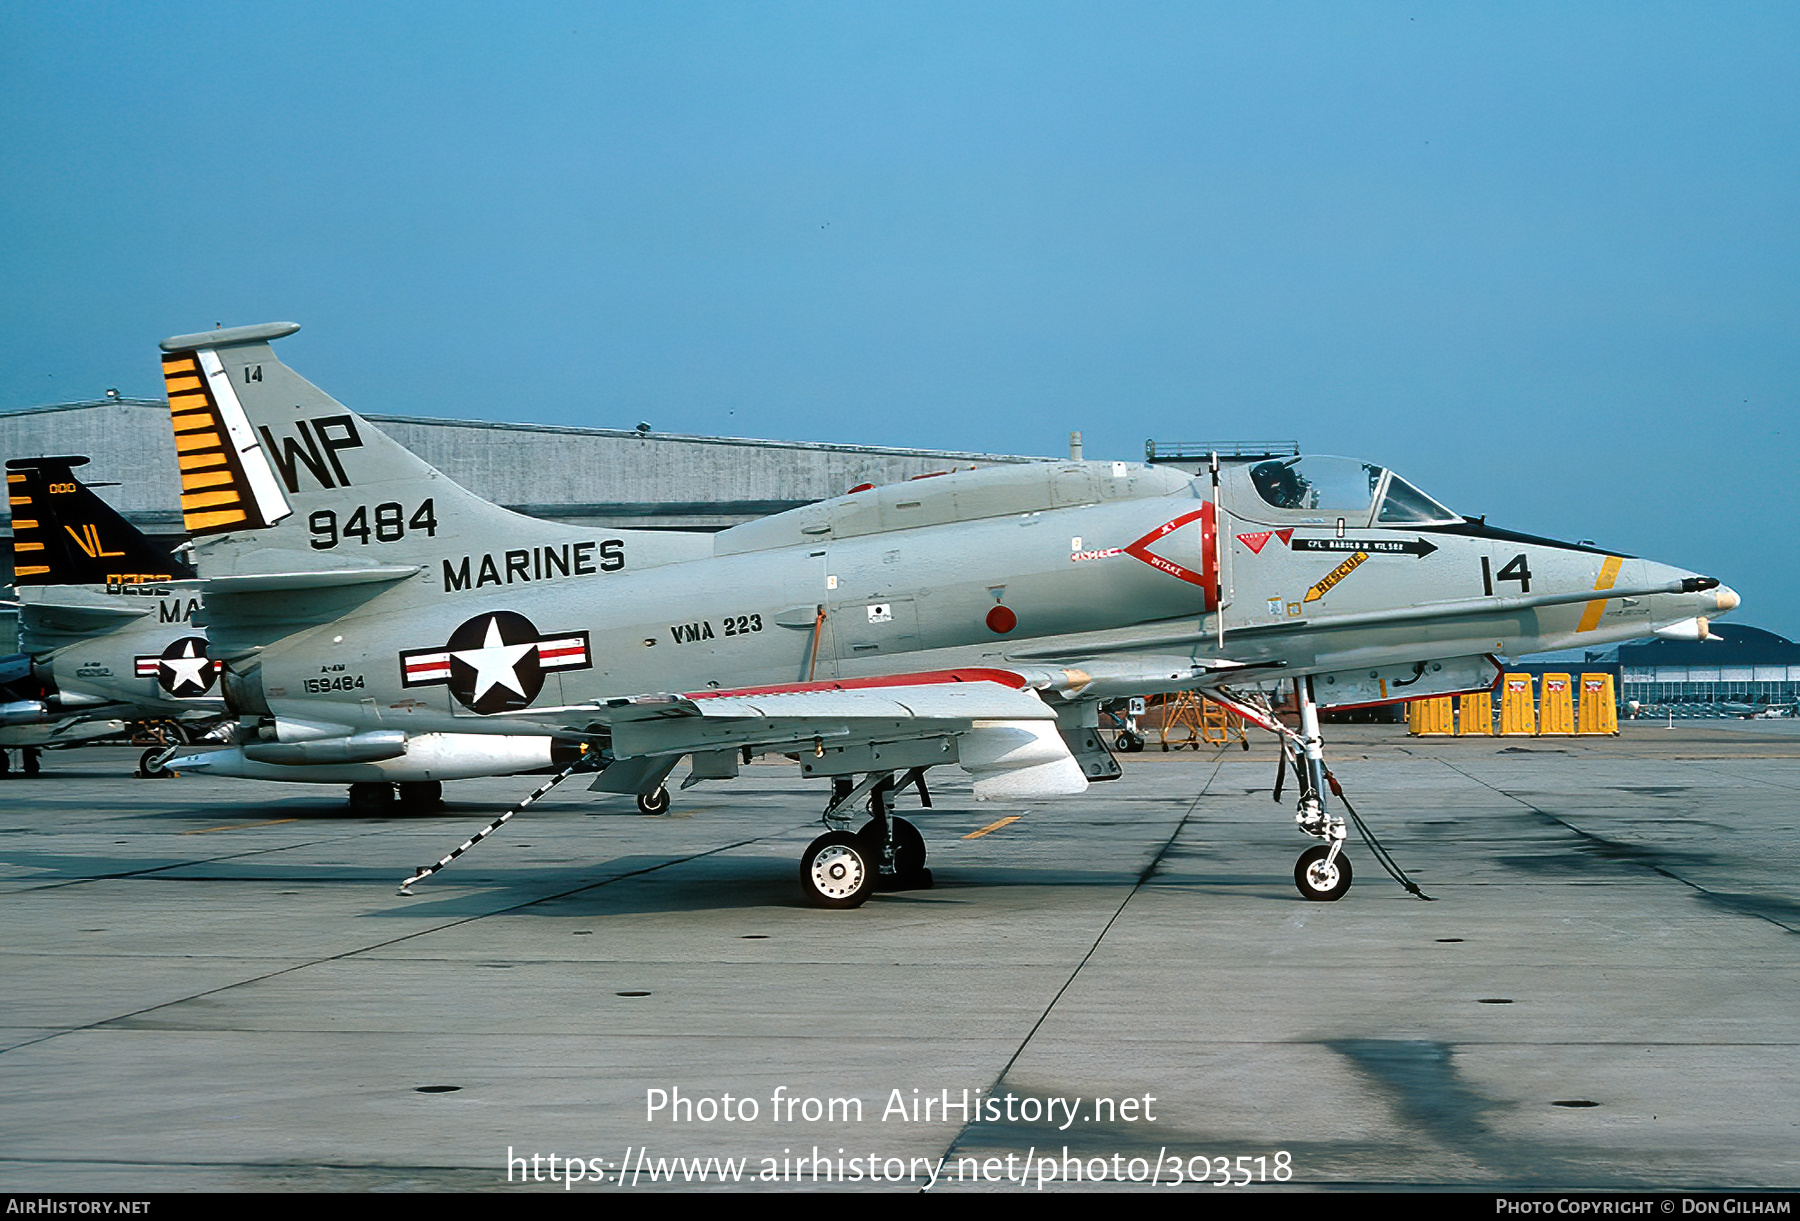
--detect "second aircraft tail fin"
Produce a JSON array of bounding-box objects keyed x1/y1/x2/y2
[{"x1": 7, "y1": 456, "x2": 193, "y2": 588}]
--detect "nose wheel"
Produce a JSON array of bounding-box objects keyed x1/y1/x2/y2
[{"x1": 1295, "y1": 844, "x2": 1352, "y2": 901}]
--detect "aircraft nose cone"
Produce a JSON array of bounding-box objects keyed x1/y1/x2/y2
[{"x1": 1713, "y1": 584, "x2": 1741, "y2": 613}]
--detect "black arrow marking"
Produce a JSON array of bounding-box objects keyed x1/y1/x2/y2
[{"x1": 1292, "y1": 536, "x2": 1438, "y2": 558}]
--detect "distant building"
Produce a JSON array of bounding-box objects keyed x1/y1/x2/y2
[
  {"x1": 0, "y1": 395, "x2": 1046, "y2": 553},
  {"x1": 1618, "y1": 624, "x2": 1800, "y2": 715},
  {"x1": 1512, "y1": 623, "x2": 1799, "y2": 717}
]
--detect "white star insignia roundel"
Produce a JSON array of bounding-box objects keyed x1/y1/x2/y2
[
  {"x1": 138, "y1": 636, "x2": 217, "y2": 698},
  {"x1": 399, "y1": 611, "x2": 592, "y2": 714},
  {"x1": 450, "y1": 616, "x2": 538, "y2": 703}
]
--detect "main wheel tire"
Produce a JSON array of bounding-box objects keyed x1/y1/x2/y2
[
  {"x1": 1295, "y1": 844, "x2": 1352, "y2": 901},
  {"x1": 800, "y1": 831, "x2": 875, "y2": 908},
  {"x1": 348, "y1": 782, "x2": 396, "y2": 816},
  {"x1": 398, "y1": 780, "x2": 443, "y2": 812},
  {"x1": 636, "y1": 786, "x2": 671, "y2": 816},
  {"x1": 22, "y1": 749, "x2": 40, "y2": 777},
  {"x1": 137, "y1": 747, "x2": 168, "y2": 779},
  {"x1": 857, "y1": 815, "x2": 928, "y2": 888}
]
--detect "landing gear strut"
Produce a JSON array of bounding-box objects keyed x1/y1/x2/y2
[{"x1": 1288, "y1": 676, "x2": 1351, "y2": 901}]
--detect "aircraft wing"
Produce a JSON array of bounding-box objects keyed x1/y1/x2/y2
[{"x1": 584, "y1": 669, "x2": 1087, "y2": 802}]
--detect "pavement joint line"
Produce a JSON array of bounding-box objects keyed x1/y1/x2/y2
[
  {"x1": 11, "y1": 821, "x2": 431, "y2": 893},
  {"x1": 0, "y1": 823, "x2": 806, "y2": 1060},
  {"x1": 183, "y1": 818, "x2": 301, "y2": 835},
  {"x1": 1433, "y1": 757, "x2": 1800, "y2": 936},
  {"x1": 1686, "y1": 763, "x2": 1800, "y2": 794},
  {"x1": 929, "y1": 750, "x2": 1231, "y2": 1184}
]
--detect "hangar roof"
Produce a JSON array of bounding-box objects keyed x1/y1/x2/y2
[{"x1": 0, "y1": 398, "x2": 1047, "y2": 532}]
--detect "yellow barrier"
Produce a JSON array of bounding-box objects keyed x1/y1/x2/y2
[
  {"x1": 1407, "y1": 695, "x2": 1455, "y2": 735},
  {"x1": 1500, "y1": 674, "x2": 1536, "y2": 735},
  {"x1": 1458, "y1": 691, "x2": 1493, "y2": 735},
  {"x1": 1578, "y1": 673, "x2": 1619, "y2": 735},
  {"x1": 1539, "y1": 673, "x2": 1575, "y2": 735}
]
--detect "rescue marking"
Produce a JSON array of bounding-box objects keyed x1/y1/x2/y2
[{"x1": 1303, "y1": 550, "x2": 1369, "y2": 603}]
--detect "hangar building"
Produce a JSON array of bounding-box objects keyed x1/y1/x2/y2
[
  {"x1": 0, "y1": 394, "x2": 1045, "y2": 545},
  {"x1": 0, "y1": 395, "x2": 1046, "y2": 649}
]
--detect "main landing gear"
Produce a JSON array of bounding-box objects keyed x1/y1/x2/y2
[
  {"x1": 800, "y1": 768, "x2": 934, "y2": 909},
  {"x1": 349, "y1": 781, "x2": 444, "y2": 815}
]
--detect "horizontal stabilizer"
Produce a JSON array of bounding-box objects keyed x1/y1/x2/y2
[{"x1": 18, "y1": 600, "x2": 151, "y2": 635}]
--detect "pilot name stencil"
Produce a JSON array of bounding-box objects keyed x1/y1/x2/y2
[{"x1": 1292, "y1": 536, "x2": 1437, "y2": 558}]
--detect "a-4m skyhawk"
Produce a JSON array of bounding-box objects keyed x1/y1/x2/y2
[{"x1": 156, "y1": 322, "x2": 1737, "y2": 906}]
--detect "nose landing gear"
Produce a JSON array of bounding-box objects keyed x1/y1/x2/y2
[{"x1": 1210, "y1": 678, "x2": 1432, "y2": 903}]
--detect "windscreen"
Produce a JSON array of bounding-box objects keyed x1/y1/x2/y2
[{"x1": 1376, "y1": 475, "x2": 1458, "y2": 524}]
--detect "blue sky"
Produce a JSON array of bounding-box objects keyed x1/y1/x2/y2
[{"x1": 3, "y1": 2, "x2": 1796, "y2": 635}]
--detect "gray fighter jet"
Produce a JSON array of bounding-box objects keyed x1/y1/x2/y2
[
  {"x1": 154, "y1": 322, "x2": 1739, "y2": 904},
  {"x1": 2, "y1": 456, "x2": 222, "y2": 775}
]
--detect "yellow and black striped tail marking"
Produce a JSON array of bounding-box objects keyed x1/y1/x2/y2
[
  {"x1": 161, "y1": 351, "x2": 271, "y2": 536},
  {"x1": 7, "y1": 471, "x2": 49, "y2": 578}
]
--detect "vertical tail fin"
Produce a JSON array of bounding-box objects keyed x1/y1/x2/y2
[
  {"x1": 7, "y1": 456, "x2": 193, "y2": 587},
  {"x1": 156, "y1": 322, "x2": 601, "y2": 580}
]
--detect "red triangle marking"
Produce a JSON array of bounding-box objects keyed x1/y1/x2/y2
[{"x1": 1237, "y1": 531, "x2": 1272, "y2": 554}]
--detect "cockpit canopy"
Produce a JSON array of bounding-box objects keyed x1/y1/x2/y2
[{"x1": 1242, "y1": 456, "x2": 1458, "y2": 526}]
